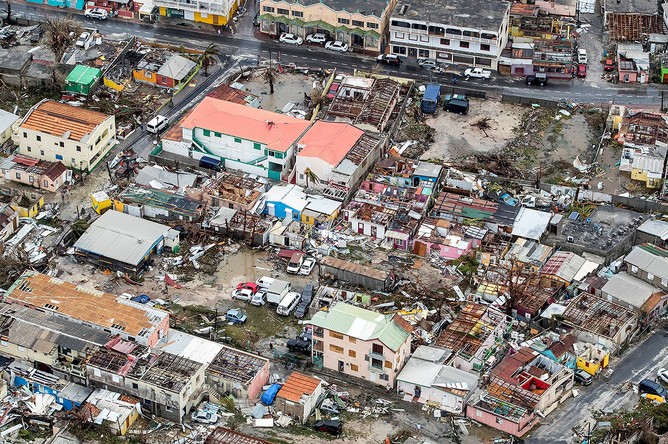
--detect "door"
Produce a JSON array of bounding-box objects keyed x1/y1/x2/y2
[
  {"x1": 358, "y1": 223, "x2": 364, "y2": 234},
  {"x1": 285, "y1": 208, "x2": 293, "y2": 220},
  {"x1": 338, "y1": 360, "x2": 344, "y2": 372},
  {"x1": 267, "y1": 203, "x2": 275, "y2": 216},
  {"x1": 408, "y1": 47, "x2": 417, "y2": 58},
  {"x1": 371, "y1": 226, "x2": 377, "y2": 238}
]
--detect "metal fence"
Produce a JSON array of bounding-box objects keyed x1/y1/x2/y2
[{"x1": 502, "y1": 93, "x2": 559, "y2": 108}]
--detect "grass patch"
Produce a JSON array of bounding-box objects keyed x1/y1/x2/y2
[{"x1": 223, "y1": 303, "x2": 295, "y2": 350}]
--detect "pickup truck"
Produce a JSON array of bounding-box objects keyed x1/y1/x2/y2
[
  {"x1": 286, "y1": 337, "x2": 311, "y2": 353},
  {"x1": 464, "y1": 68, "x2": 491, "y2": 79}
]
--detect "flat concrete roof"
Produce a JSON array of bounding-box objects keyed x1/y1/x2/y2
[{"x1": 392, "y1": 0, "x2": 510, "y2": 31}]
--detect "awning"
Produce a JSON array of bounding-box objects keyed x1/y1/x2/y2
[{"x1": 302, "y1": 19, "x2": 335, "y2": 32}]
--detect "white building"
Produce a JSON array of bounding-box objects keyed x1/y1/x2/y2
[
  {"x1": 388, "y1": 0, "x2": 511, "y2": 69},
  {"x1": 161, "y1": 97, "x2": 311, "y2": 181},
  {"x1": 294, "y1": 121, "x2": 383, "y2": 200},
  {"x1": 15, "y1": 99, "x2": 116, "y2": 172}
]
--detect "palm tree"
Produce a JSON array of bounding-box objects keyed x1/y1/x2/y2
[
  {"x1": 201, "y1": 43, "x2": 218, "y2": 77},
  {"x1": 304, "y1": 168, "x2": 320, "y2": 189}
]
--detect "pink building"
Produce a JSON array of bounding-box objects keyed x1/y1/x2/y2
[
  {"x1": 309, "y1": 303, "x2": 412, "y2": 387},
  {"x1": 0, "y1": 155, "x2": 68, "y2": 192},
  {"x1": 412, "y1": 218, "x2": 482, "y2": 259}
]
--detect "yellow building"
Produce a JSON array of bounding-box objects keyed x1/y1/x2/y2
[
  {"x1": 9, "y1": 191, "x2": 44, "y2": 218},
  {"x1": 575, "y1": 343, "x2": 609, "y2": 376},
  {"x1": 301, "y1": 197, "x2": 341, "y2": 226},
  {"x1": 630, "y1": 154, "x2": 664, "y2": 188},
  {"x1": 91, "y1": 191, "x2": 112, "y2": 215},
  {"x1": 156, "y1": 0, "x2": 238, "y2": 25},
  {"x1": 259, "y1": 0, "x2": 397, "y2": 53}
]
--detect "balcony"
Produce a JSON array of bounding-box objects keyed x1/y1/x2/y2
[
  {"x1": 313, "y1": 341, "x2": 324, "y2": 352},
  {"x1": 155, "y1": 0, "x2": 228, "y2": 14},
  {"x1": 313, "y1": 327, "x2": 324, "y2": 338}
]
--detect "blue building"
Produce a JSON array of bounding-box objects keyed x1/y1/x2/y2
[
  {"x1": 10, "y1": 362, "x2": 92, "y2": 411},
  {"x1": 412, "y1": 161, "x2": 443, "y2": 187},
  {"x1": 262, "y1": 184, "x2": 308, "y2": 220}
]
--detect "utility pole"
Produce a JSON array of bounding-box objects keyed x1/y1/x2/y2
[{"x1": 212, "y1": 308, "x2": 218, "y2": 341}]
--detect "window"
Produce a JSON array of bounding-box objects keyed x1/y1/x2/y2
[
  {"x1": 460, "y1": 41, "x2": 469, "y2": 48},
  {"x1": 350, "y1": 364, "x2": 359, "y2": 372},
  {"x1": 371, "y1": 358, "x2": 383, "y2": 369},
  {"x1": 17, "y1": 346, "x2": 25, "y2": 352},
  {"x1": 161, "y1": 76, "x2": 167, "y2": 83},
  {"x1": 36, "y1": 135, "x2": 41, "y2": 141},
  {"x1": 395, "y1": 32, "x2": 405, "y2": 39},
  {"x1": 349, "y1": 337, "x2": 356, "y2": 343},
  {"x1": 203, "y1": 129, "x2": 211, "y2": 137},
  {"x1": 263, "y1": 6, "x2": 274, "y2": 12},
  {"x1": 329, "y1": 344, "x2": 344, "y2": 354},
  {"x1": 496, "y1": 417, "x2": 504, "y2": 425},
  {"x1": 446, "y1": 28, "x2": 461, "y2": 36},
  {"x1": 409, "y1": 34, "x2": 418, "y2": 41},
  {"x1": 372, "y1": 343, "x2": 384, "y2": 354},
  {"x1": 59, "y1": 141, "x2": 64, "y2": 147},
  {"x1": 631, "y1": 265, "x2": 638, "y2": 273},
  {"x1": 481, "y1": 32, "x2": 496, "y2": 40},
  {"x1": 440, "y1": 38, "x2": 450, "y2": 46},
  {"x1": 214, "y1": 132, "x2": 221, "y2": 137},
  {"x1": 481, "y1": 44, "x2": 490, "y2": 51},
  {"x1": 385, "y1": 360, "x2": 392, "y2": 369},
  {"x1": 367, "y1": 22, "x2": 378, "y2": 29},
  {"x1": 165, "y1": 404, "x2": 174, "y2": 412},
  {"x1": 418, "y1": 49, "x2": 429, "y2": 58},
  {"x1": 662, "y1": 278, "x2": 667, "y2": 287},
  {"x1": 43, "y1": 180, "x2": 48, "y2": 187},
  {"x1": 393, "y1": 46, "x2": 407, "y2": 55},
  {"x1": 292, "y1": 10, "x2": 303, "y2": 17},
  {"x1": 338, "y1": 18, "x2": 349, "y2": 25},
  {"x1": 55, "y1": 154, "x2": 62, "y2": 160},
  {"x1": 391, "y1": 20, "x2": 410, "y2": 28},
  {"x1": 463, "y1": 30, "x2": 480, "y2": 38},
  {"x1": 40, "y1": 150, "x2": 44, "y2": 156},
  {"x1": 380, "y1": 373, "x2": 389, "y2": 381},
  {"x1": 275, "y1": 152, "x2": 284, "y2": 159},
  {"x1": 420, "y1": 35, "x2": 429, "y2": 42},
  {"x1": 27, "y1": 147, "x2": 31, "y2": 152},
  {"x1": 352, "y1": 20, "x2": 364, "y2": 27},
  {"x1": 23, "y1": 132, "x2": 27, "y2": 138},
  {"x1": 277, "y1": 8, "x2": 289, "y2": 14},
  {"x1": 329, "y1": 331, "x2": 344, "y2": 340},
  {"x1": 234, "y1": 137, "x2": 242, "y2": 143},
  {"x1": 15, "y1": 172, "x2": 21, "y2": 179},
  {"x1": 412, "y1": 23, "x2": 427, "y2": 31},
  {"x1": 76, "y1": 146, "x2": 81, "y2": 152},
  {"x1": 348, "y1": 350, "x2": 356, "y2": 358},
  {"x1": 93, "y1": 368, "x2": 101, "y2": 377},
  {"x1": 254, "y1": 142, "x2": 262, "y2": 150},
  {"x1": 132, "y1": 382, "x2": 138, "y2": 389}
]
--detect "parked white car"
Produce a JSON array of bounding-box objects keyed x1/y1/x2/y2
[
  {"x1": 299, "y1": 258, "x2": 316, "y2": 276},
  {"x1": 75, "y1": 32, "x2": 91, "y2": 48},
  {"x1": 418, "y1": 58, "x2": 438, "y2": 70},
  {"x1": 191, "y1": 411, "x2": 218, "y2": 424},
  {"x1": 306, "y1": 33, "x2": 327, "y2": 44},
  {"x1": 658, "y1": 368, "x2": 668, "y2": 385},
  {"x1": 464, "y1": 67, "x2": 491, "y2": 79},
  {"x1": 232, "y1": 288, "x2": 253, "y2": 302},
  {"x1": 325, "y1": 41, "x2": 349, "y2": 52},
  {"x1": 85, "y1": 8, "x2": 108, "y2": 20},
  {"x1": 250, "y1": 290, "x2": 267, "y2": 306},
  {"x1": 577, "y1": 48, "x2": 588, "y2": 64},
  {"x1": 279, "y1": 33, "x2": 303, "y2": 45}
]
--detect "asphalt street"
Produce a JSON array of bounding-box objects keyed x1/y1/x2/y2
[
  {"x1": 9, "y1": 3, "x2": 667, "y2": 106},
  {"x1": 526, "y1": 329, "x2": 668, "y2": 443}
]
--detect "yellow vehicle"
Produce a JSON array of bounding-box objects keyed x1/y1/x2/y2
[{"x1": 641, "y1": 393, "x2": 666, "y2": 404}]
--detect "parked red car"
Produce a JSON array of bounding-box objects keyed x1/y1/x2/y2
[
  {"x1": 577, "y1": 63, "x2": 587, "y2": 78},
  {"x1": 326, "y1": 82, "x2": 340, "y2": 100},
  {"x1": 236, "y1": 282, "x2": 259, "y2": 293},
  {"x1": 604, "y1": 59, "x2": 614, "y2": 71}
]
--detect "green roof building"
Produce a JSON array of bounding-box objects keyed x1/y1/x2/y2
[
  {"x1": 309, "y1": 302, "x2": 412, "y2": 387},
  {"x1": 65, "y1": 65, "x2": 102, "y2": 96}
]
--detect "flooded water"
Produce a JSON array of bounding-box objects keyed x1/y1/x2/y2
[
  {"x1": 547, "y1": 112, "x2": 593, "y2": 163},
  {"x1": 240, "y1": 72, "x2": 320, "y2": 113},
  {"x1": 213, "y1": 248, "x2": 314, "y2": 292}
]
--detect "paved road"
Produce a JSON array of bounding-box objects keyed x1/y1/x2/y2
[
  {"x1": 526, "y1": 329, "x2": 668, "y2": 444},
  {"x1": 9, "y1": 2, "x2": 668, "y2": 106}
]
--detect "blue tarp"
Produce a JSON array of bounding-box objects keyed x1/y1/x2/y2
[{"x1": 261, "y1": 383, "x2": 282, "y2": 405}]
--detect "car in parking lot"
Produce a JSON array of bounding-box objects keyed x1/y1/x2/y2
[
  {"x1": 232, "y1": 288, "x2": 253, "y2": 302},
  {"x1": 250, "y1": 290, "x2": 267, "y2": 306},
  {"x1": 418, "y1": 58, "x2": 438, "y2": 70},
  {"x1": 85, "y1": 7, "x2": 108, "y2": 20},
  {"x1": 325, "y1": 41, "x2": 348, "y2": 52},
  {"x1": 236, "y1": 282, "x2": 259, "y2": 293},
  {"x1": 306, "y1": 33, "x2": 327, "y2": 44},
  {"x1": 225, "y1": 309, "x2": 247, "y2": 324},
  {"x1": 574, "y1": 369, "x2": 593, "y2": 386},
  {"x1": 376, "y1": 54, "x2": 402, "y2": 65},
  {"x1": 313, "y1": 419, "x2": 342, "y2": 436},
  {"x1": 191, "y1": 411, "x2": 218, "y2": 424},
  {"x1": 604, "y1": 58, "x2": 615, "y2": 71},
  {"x1": 299, "y1": 257, "x2": 316, "y2": 275},
  {"x1": 279, "y1": 33, "x2": 303, "y2": 45}
]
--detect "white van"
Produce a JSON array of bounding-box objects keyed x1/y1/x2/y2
[
  {"x1": 277, "y1": 291, "x2": 301, "y2": 316},
  {"x1": 256, "y1": 276, "x2": 275, "y2": 289},
  {"x1": 577, "y1": 48, "x2": 588, "y2": 64},
  {"x1": 147, "y1": 115, "x2": 168, "y2": 133}
]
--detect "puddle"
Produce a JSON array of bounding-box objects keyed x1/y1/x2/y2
[
  {"x1": 546, "y1": 113, "x2": 593, "y2": 163},
  {"x1": 240, "y1": 73, "x2": 320, "y2": 113}
]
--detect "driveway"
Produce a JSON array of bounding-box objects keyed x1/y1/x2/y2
[{"x1": 525, "y1": 329, "x2": 668, "y2": 443}]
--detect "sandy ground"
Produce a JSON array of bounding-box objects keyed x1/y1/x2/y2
[
  {"x1": 239, "y1": 71, "x2": 325, "y2": 113},
  {"x1": 420, "y1": 99, "x2": 524, "y2": 161}
]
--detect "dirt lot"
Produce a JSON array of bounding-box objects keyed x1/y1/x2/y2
[
  {"x1": 420, "y1": 99, "x2": 524, "y2": 161},
  {"x1": 240, "y1": 71, "x2": 325, "y2": 113}
]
